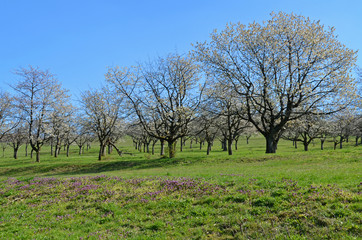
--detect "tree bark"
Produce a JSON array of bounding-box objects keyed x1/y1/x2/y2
[
  {"x1": 265, "y1": 135, "x2": 278, "y2": 153},
  {"x1": 227, "y1": 138, "x2": 233, "y2": 155},
  {"x1": 66, "y1": 145, "x2": 70, "y2": 157},
  {"x1": 168, "y1": 141, "x2": 176, "y2": 158},
  {"x1": 303, "y1": 142, "x2": 308, "y2": 151},
  {"x1": 321, "y1": 139, "x2": 325, "y2": 150},
  {"x1": 206, "y1": 141, "x2": 212, "y2": 155},
  {"x1": 13, "y1": 147, "x2": 19, "y2": 159},
  {"x1": 36, "y1": 151, "x2": 40, "y2": 162}
]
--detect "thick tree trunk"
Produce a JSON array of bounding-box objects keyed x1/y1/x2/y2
[
  {"x1": 303, "y1": 142, "x2": 308, "y2": 151},
  {"x1": 79, "y1": 146, "x2": 82, "y2": 155},
  {"x1": 339, "y1": 136, "x2": 343, "y2": 149},
  {"x1": 168, "y1": 141, "x2": 176, "y2": 158},
  {"x1": 50, "y1": 141, "x2": 53, "y2": 156},
  {"x1": 31, "y1": 149, "x2": 33, "y2": 159},
  {"x1": 227, "y1": 138, "x2": 233, "y2": 155},
  {"x1": 14, "y1": 147, "x2": 19, "y2": 159},
  {"x1": 199, "y1": 141, "x2": 203, "y2": 150},
  {"x1": 235, "y1": 139, "x2": 238, "y2": 150},
  {"x1": 246, "y1": 136, "x2": 250, "y2": 144},
  {"x1": 265, "y1": 135, "x2": 278, "y2": 153}
]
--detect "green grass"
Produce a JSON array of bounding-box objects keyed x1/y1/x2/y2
[{"x1": 0, "y1": 136, "x2": 361, "y2": 239}]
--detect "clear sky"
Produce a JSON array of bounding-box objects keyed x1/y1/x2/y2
[{"x1": 1, "y1": 0, "x2": 361, "y2": 100}]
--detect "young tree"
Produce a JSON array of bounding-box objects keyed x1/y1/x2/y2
[
  {"x1": 11, "y1": 66, "x2": 68, "y2": 162},
  {"x1": 194, "y1": 12, "x2": 357, "y2": 153},
  {"x1": 106, "y1": 54, "x2": 204, "y2": 158}
]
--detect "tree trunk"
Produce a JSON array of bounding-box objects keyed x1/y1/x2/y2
[
  {"x1": 79, "y1": 146, "x2": 82, "y2": 155},
  {"x1": 340, "y1": 136, "x2": 343, "y2": 149},
  {"x1": 206, "y1": 141, "x2": 211, "y2": 155},
  {"x1": 108, "y1": 144, "x2": 112, "y2": 155},
  {"x1": 98, "y1": 143, "x2": 104, "y2": 160},
  {"x1": 334, "y1": 142, "x2": 337, "y2": 150},
  {"x1": 222, "y1": 138, "x2": 227, "y2": 151},
  {"x1": 190, "y1": 139, "x2": 193, "y2": 149},
  {"x1": 355, "y1": 136, "x2": 359, "y2": 146},
  {"x1": 180, "y1": 137, "x2": 183, "y2": 152},
  {"x1": 66, "y1": 145, "x2": 70, "y2": 157},
  {"x1": 54, "y1": 145, "x2": 58, "y2": 158},
  {"x1": 14, "y1": 147, "x2": 19, "y2": 159},
  {"x1": 160, "y1": 140, "x2": 165, "y2": 156},
  {"x1": 265, "y1": 135, "x2": 278, "y2": 153},
  {"x1": 227, "y1": 138, "x2": 232, "y2": 155},
  {"x1": 50, "y1": 141, "x2": 53, "y2": 156},
  {"x1": 168, "y1": 141, "x2": 176, "y2": 158},
  {"x1": 152, "y1": 141, "x2": 156, "y2": 155},
  {"x1": 246, "y1": 136, "x2": 250, "y2": 144},
  {"x1": 199, "y1": 141, "x2": 203, "y2": 150},
  {"x1": 35, "y1": 151, "x2": 40, "y2": 162},
  {"x1": 31, "y1": 149, "x2": 33, "y2": 159},
  {"x1": 146, "y1": 143, "x2": 150, "y2": 153},
  {"x1": 321, "y1": 139, "x2": 325, "y2": 150},
  {"x1": 303, "y1": 142, "x2": 308, "y2": 151},
  {"x1": 235, "y1": 139, "x2": 238, "y2": 150}
]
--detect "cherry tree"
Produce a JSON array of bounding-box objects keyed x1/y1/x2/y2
[
  {"x1": 11, "y1": 66, "x2": 68, "y2": 162},
  {"x1": 194, "y1": 12, "x2": 357, "y2": 153},
  {"x1": 106, "y1": 54, "x2": 204, "y2": 158}
]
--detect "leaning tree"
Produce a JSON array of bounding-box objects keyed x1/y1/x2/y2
[{"x1": 194, "y1": 12, "x2": 357, "y2": 153}]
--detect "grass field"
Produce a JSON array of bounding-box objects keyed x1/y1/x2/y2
[{"x1": 0, "y1": 136, "x2": 361, "y2": 239}]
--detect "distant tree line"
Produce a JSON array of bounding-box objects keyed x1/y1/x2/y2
[{"x1": 0, "y1": 12, "x2": 361, "y2": 161}]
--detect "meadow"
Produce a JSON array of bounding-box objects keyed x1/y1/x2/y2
[{"x1": 0, "y1": 136, "x2": 361, "y2": 239}]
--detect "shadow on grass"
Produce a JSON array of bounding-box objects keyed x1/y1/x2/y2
[{"x1": 0, "y1": 157, "x2": 202, "y2": 177}]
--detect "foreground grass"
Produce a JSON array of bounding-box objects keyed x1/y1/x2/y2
[
  {"x1": 0, "y1": 136, "x2": 361, "y2": 239},
  {"x1": 0, "y1": 175, "x2": 360, "y2": 239}
]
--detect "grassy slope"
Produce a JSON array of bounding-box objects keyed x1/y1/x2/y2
[
  {"x1": 0, "y1": 136, "x2": 361, "y2": 239},
  {"x1": 0, "y1": 136, "x2": 360, "y2": 187}
]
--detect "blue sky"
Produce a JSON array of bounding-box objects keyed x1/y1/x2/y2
[{"x1": 1, "y1": 0, "x2": 361, "y2": 100}]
